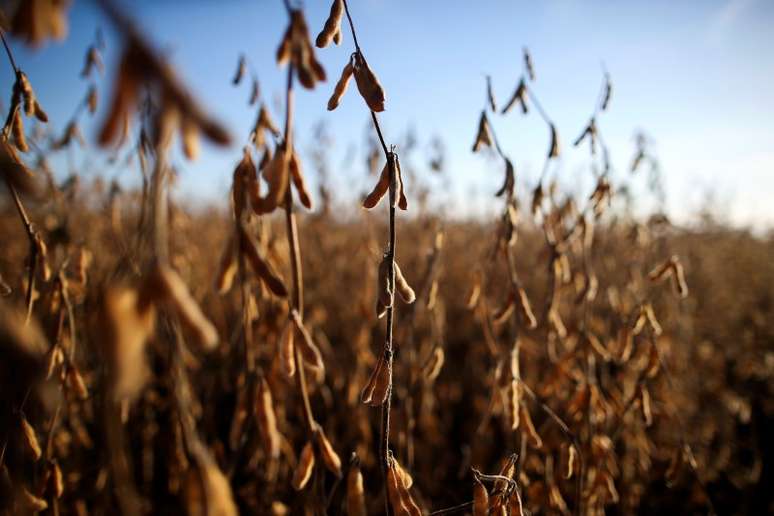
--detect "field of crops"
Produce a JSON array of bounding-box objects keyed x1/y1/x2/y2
[{"x1": 1, "y1": 1, "x2": 772, "y2": 515}]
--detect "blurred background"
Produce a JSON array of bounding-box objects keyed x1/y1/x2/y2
[{"x1": 5, "y1": 0, "x2": 774, "y2": 229}]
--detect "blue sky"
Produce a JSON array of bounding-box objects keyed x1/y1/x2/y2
[{"x1": 4, "y1": 0, "x2": 774, "y2": 227}]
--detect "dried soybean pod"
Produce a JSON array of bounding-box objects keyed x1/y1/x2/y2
[
  {"x1": 548, "y1": 123, "x2": 560, "y2": 158},
  {"x1": 12, "y1": 110, "x2": 28, "y2": 152},
  {"x1": 232, "y1": 54, "x2": 246, "y2": 85},
  {"x1": 315, "y1": 0, "x2": 344, "y2": 48},
  {"x1": 346, "y1": 456, "x2": 367, "y2": 516},
  {"x1": 376, "y1": 254, "x2": 394, "y2": 311},
  {"x1": 496, "y1": 158, "x2": 515, "y2": 199},
  {"x1": 49, "y1": 461, "x2": 64, "y2": 498},
  {"x1": 291, "y1": 309, "x2": 325, "y2": 374},
  {"x1": 393, "y1": 457, "x2": 413, "y2": 489},
  {"x1": 248, "y1": 78, "x2": 260, "y2": 105},
  {"x1": 279, "y1": 321, "x2": 296, "y2": 377},
  {"x1": 239, "y1": 227, "x2": 288, "y2": 298},
  {"x1": 393, "y1": 154, "x2": 408, "y2": 210},
  {"x1": 426, "y1": 279, "x2": 438, "y2": 310},
  {"x1": 465, "y1": 271, "x2": 482, "y2": 309},
  {"x1": 361, "y1": 352, "x2": 390, "y2": 406},
  {"x1": 289, "y1": 149, "x2": 313, "y2": 209},
  {"x1": 472, "y1": 474, "x2": 489, "y2": 516},
  {"x1": 360, "y1": 354, "x2": 382, "y2": 404},
  {"x1": 516, "y1": 287, "x2": 537, "y2": 329},
  {"x1": 19, "y1": 487, "x2": 47, "y2": 512},
  {"x1": 67, "y1": 366, "x2": 89, "y2": 400},
  {"x1": 32, "y1": 99, "x2": 48, "y2": 123},
  {"x1": 672, "y1": 258, "x2": 689, "y2": 298},
  {"x1": 276, "y1": 25, "x2": 292, "y2": 66},
  {"x1": 257, "y1": 379, "x2": 281, "y2": 460},
  {"x1": 640, "y1": 384, "x2": 653, "y2": 426},
  {"x1": 644, "y1": 303, "x2": 663, "y2": 335},
  {"x1": 631, "y1": 307, "x2": 647, "y2": 335},
  {"x1": 564, "y1": 443, "x2": 577, "y2": 479},
  {"x1": 328, "y1": 59, "x2": 354, "y2": 111},
  {"x1": 492, "y1": 291, "x2": 516, "y2": 325},
  {"x1": 386, "y1": 459, "x2": 409, "y2": 515},
  {"x1": 531, "y1": 183, "x2": 544, "y2": 216},
  {"x1": 258, "y1": 104, "x2": 281, "y2": 137},
  {"x1": 363, "y1": 160, "x2": 390, "y2": 208},
  {"x1": 397, "y1": 478, "x2": 421, "y2": 516},
  {"x1": 520, "y1": 405, "x2": 543, "y2": 448},
  {"x1": 486, "y1": 75, "x2": 497, "y2": 112},
  {"x1": 508, "y1": 380, "x2": 522, "y2": 430},
  {"x1": 214, "y1": 235, "x2": 237, "y2": 295},
  {"x1": 524, "y1": 47, "x2": 535, "y2": 81},
  {"x1": 394, "y1": 262, "x2": 416, "y2": 304},
  {"x1": 422, "y1": 347, "x2": 444, "y2": 382},
  {"x1": 314, "y1": 426, "x2": 342, "y2": 477},
  {"x1": 98, "y1": 49, "x2": 140, "y2": 146},
  {"x1": 149, "y1": 264, "x2": 218, "y2": 350},
  {"x1": 648, "y1": 258, "x2": 673, "y2": 282},
  {"x1": 292, "y1": 441, "x2": 316, "y2": 490},
  {"x1": 20, "y1": 415, "x2": 41, "y2": 460},
  {"x1": 502, "y1": 78, "x2": 528, "y2": 115},
  {"x1": 353, "y1": 52, "x2": 386, "y2": 112},
  {"x1": 0, "y1": 142, "x2": 39, "y2": 196},
  {"x1": 601, "y1": 72, "x2": 612, "y2": 111},
  {"x1": 471, "y1": 111, "x2": 493, "y2": 152},
  {"x1": 103, "y1": 286, "x2": 156, "y2": 402},
  {"x1": 181, "y1": 117, "x2": 199, "y2": 160}
]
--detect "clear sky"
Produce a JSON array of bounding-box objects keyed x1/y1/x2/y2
[{"x1": 4, "y1": 0, "x2": 774, "y2": 228}]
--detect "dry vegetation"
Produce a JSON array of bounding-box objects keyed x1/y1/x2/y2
[{"x1": 1, "y1": 1, "x2": 773, "y2": 515}]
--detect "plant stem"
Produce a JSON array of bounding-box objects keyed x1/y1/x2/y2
[
  {"x1": 340, "y1": 3, "x2": 397, "y2": 511},
  {"x1": 281, "y1": 60, "x2": 315, "y2": 434}
]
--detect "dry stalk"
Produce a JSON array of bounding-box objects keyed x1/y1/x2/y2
[{"x1": 336, "y1": 1, "x2": 403, "y2": 513}]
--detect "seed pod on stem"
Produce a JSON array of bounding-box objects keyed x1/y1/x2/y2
[
  {"x1": 547, "y1": 123, "x2": 560, "y2": 158},
  {"x1": 363, "y1": 160, "x2": 390, "y2": 209},
  {"x1": 214, "y1": 236, "x2": 237, "y2": 295},
  {"x1": 20, "y1": 415, "x2": 41, "y2": 460},
  {"x1": 257, "y1": 379, "x2": 281, "y2": 460},
  {"x1": 352, "y1": 52, "x2": 386, "y2": 112},
  {"x1": 291, "y1": 309, "x2": 326, "y2": 375},
  {"x1": 502, "y1": 78, "x2": 528, "y2": 115},
  {"x1": 394, "y1": 261, "x2": 415, "y2": 304},
  {"x1": 422, "y1": 346, "x2": 445, "y2": 382},
  {"x1": 472, "y1": 111, "x2": 493, "y2": 152},
  {"x1": 279, "y1": 321, "x2": 296, "y2": 377},
  {"x1": 516, "y1": 287, "x2": 537, "y2": 329},
  {"x1": 316, "y1": 0, "x2": 345, "y2": 48},
  {"x1": 145, "y1": 263, "x2": 218, "y2": 350},
  {"x1": 523, "y1": 47, "x2": 535, "y2": 81},
  {"x1": 291, "y1": 441, "x2": 316, "y2": 490},
  {"x1": 360, "y1": 350, "x2": 391, "y2": 406},
  {"x1": 328, "y1": 58, "x2": 354, "y2": 110},
  {"x1": 289, "y1": 148, "x2": 313, "y2": 209},
  {"x1": 314, "y1": 425, "x2": 342, "y2": 477},
  {"x1": 238, "y1": 227, "x2": 288, "y2": 298},
  {"x1": 232, "y1": 54, "x2": 246, "y2": 85},
  {"x1": 486, "y1": 75, "x2": 497, "y2": 112}
]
